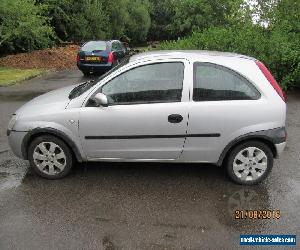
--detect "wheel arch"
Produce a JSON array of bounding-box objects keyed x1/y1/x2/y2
[
  {"x1": 21, "y1": 127, "x2": 83, "y2": 162},
  {"x1": 217, "y1": 128, "x2": 285, "y2": 166}
]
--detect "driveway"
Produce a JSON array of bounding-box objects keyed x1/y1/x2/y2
[{"x1": 0, "y1": 70, "x2": 299, "y2": 249}]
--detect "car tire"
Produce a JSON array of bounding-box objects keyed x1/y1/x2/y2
[
  {"x1": 28, "y1": 135, "x2": 73, "y2": 179},
  {"x1": 82, "y1": 71, "x2": 90, "y2": 76},
  {"x1": 226, "y1": 141, "x2": 273, "y2": 185}
]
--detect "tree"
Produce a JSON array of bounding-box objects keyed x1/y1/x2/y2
[
  {"x1": 148, "y1": 0, "x2": 175, "y2": 40},
  {"x1": 269, "y1": 0, "x2": 300, "y2": 88},
  {"x1": 37, "y1": 0, "x2": 71, "y2": 41},
  {"x1": 158, "y1": 0, "x2": 300, "y2": 89},
  {"x1": 125, "y1": 0, "x2": 151, "y2": 42},
  {"x1": 0, "y1": 0, "x2": 55, "y2": 54},
  {"x1": 102, "y1": 0, "x2": 151, "y2": 43},
  {"x1": 166, "y1": 0, "x2": 234, "y2": 39},
  {"x1": 40, "y1": 0, "x2": 109, "y2": 42},
  {"x1": 67, "y1": 0, "x2": 109, "y2": 41},
  {"x1": 102, "y1": 0, "x2": 128, "y2": 40}
]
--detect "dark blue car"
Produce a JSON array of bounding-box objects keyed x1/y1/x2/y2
[{"x1": 77, "y1": 40, "x2": 127, "y2": 76}]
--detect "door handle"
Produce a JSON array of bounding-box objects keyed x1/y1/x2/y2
[{"x1": 168, "y1": 114, "x2": 183, "y2": 123}]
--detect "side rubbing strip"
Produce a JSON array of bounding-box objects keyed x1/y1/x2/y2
[{"x1": 85, "y1": 134, "x2": 220, "y2": 140}]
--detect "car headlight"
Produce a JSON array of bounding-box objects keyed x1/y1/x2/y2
[{"x1": 7, "y1": 114, "x2": 17, "y2": 131}]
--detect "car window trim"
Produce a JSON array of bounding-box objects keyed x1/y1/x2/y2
[
  {"x1": 192, "y1": 62, "x2": 261, "y2": 102},
  {"x1": 92, "y1": 61, "x2": 186, "y2": 106}
]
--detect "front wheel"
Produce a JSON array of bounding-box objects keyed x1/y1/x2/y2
[
  {"x1": 226, "y1": 141, "x2": 273, "y2": 185},
  {"x1": 28, "y1": 135, "x2": 73, "y2": 179}
]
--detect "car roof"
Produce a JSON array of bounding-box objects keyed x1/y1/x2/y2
[
  {"x1": 83, "y1": 40, "x2": 120, "y2": 44},
  {"x1": 130, "y1": 50, "x2": 256, "y2": 62},
  {"x1": 84, "y1": 40, "x2": 107, "y2": 43}
]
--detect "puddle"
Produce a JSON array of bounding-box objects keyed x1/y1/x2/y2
[
  {"x1": 0, "y1": 151, "x2": 29, "y2": 191},
  {"x1": 227, "y1": 188, "x2": 262, "y2": 217},
  {"x1": 0, "y1": 172, "x2": 27, "y2": 192}
]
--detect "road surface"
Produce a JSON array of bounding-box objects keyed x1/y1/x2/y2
[{"x1": 0, "y1": 70, "x2": 299, "y2": 249}]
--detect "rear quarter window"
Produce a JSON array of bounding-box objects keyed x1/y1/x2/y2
[{"x1": 193, "y1": 62, "x2": 260, "y2": 101}]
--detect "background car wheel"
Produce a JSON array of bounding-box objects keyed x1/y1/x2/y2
[
  {"x1": 28, "y1": 135, "x2": 73, "y2": 179},
  {"x1": 226, "y1": 141, "x2": 273, "y2": 185},
  {"x1": 82, "y1": 71, "x2": 90, "y2": 76}
]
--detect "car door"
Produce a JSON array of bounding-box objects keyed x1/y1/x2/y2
[
  {"x1": 111, "y1": 42, "x2": 118, "y2": 60},
  {"x1": 79, "y1": 60, "x2": 190, "y2": 160},
  {"x1": 116, "y1": 41, "x2": 125, "y2": 59},
  {"x1": 181, "y1": 61, "x2": 261, "y2": 163},
  {"x1": 111, "y1": 42, "x2": 123, "y2": 61}
]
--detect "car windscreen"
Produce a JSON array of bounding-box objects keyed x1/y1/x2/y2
[{"x1": 81, "y1": 41, "x2": 107, "y2": 52}]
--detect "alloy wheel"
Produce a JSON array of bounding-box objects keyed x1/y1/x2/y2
[
  {"x1": 232, "y1": 147, "x2": 268, "y2": 181},
  {"x1": 33, "y1": 142, "x2": 67, "y2": 175}
]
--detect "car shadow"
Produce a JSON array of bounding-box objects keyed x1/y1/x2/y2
[
  {"x1": 19, "y1": 161, "x2": 273, "y2": 241},
  {"x1": 73, "y1": 161, "x2": 227, "y2": 184}
]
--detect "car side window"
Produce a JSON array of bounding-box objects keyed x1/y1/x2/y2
[
  {"x1": 111, "y1": 42, "x2": 118, "y2": 51},
  {"x1": 193, "y1": 62, "x2": 260, "y2": 101},
  {"x1": 116, "y1": 42, "x2": 122, "y2": 51},
  {"x1": 101, "y1": 62, "x2": 184, "y2": 105},
  {"x1": 120, "y1": 42, "x2": 125, "y2": 51}
]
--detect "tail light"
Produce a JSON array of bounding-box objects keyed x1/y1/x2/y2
[
  {"x1": 76, "y1": 54, "x2": 80, "y2": 62},
  {"x1": 256, "y1": 60, "x2": 285, "y2": 102},
  {"x1": 108, "y1": 52, "x2": 114, "y2": 63}
]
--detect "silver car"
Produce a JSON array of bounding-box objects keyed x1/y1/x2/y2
[{"x1": 7, "y1": 51, "x2": 287, "y2": 185}]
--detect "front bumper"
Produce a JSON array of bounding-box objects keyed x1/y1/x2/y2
[{"x1": 7, "y1": 130, "x2": 27, "y2": 159}]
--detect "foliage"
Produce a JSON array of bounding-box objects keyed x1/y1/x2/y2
[
  {"x1": 102, "y1": 0, "x2": 128, "y2": 40},
  {"x1": 0, "y1": 0, "x2": 55, "y2": 55},
  {"x1": 148, "y1": 0, "x2": 175, "y2": 40},
  {"x1": 124, "y1": 0, "x2": 151, "y2": 42},
  {"x1": 159, "y1": 27, "x2": 300, "y2": 89},
  {"x1": 0, "y1": 0, "x2": 299, "y2": 89},
  {"x1": 148, "y1": 0, "x2": 235, "y2": 40},
  {"x1": 102, "y1": 0, "x2": 151, "y2": 43},
  {"x1": 40, "y1": 0, "x2": 109, "y2": 42},
  {"x1": 167, "y1": 0, "x2": 232, "y2": 38}
]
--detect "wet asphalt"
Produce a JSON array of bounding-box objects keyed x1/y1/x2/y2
[{"x1": 0, "y1": 70, "x2": 299, "y2": 250}]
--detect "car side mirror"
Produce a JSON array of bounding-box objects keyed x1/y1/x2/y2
[{"x1": 93, "y1": 93, "x2": 108, "y2": 107}]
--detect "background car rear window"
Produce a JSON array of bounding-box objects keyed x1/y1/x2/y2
[
  {"x1": 101, "y1": 62, "x2": 184, "y2": 105},
  {"x1": 193, "y1": 62, "x2": 260, "y2": 101},
  {"x1": 82, "y1": 41, "x2": 107, "y2": 52}
]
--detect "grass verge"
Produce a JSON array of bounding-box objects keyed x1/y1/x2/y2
[{"x1": 0, "y1": 67, "x2": 47, "y2": 86}]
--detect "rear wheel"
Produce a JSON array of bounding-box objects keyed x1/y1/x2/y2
[
  {"x1": 28, "y1": 135, "x2": 73, "y2": 179},
  {"x1": 82, "y1": 71, "x2": 90, "y2": 76},
  {"x1": 226, "y1": 141, "x2": 273, "y2": 185}
]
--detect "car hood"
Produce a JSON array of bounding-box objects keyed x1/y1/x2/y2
[{"x1": 15, "y1": 85, "x2": 76, "y2": 117}]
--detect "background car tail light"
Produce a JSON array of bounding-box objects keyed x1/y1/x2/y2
[
  {"x1": 256, "y1": 60, "x2": 286, "y2": 102},
  {"x1": 108, "y1": 52, "x2": 114, "y2": 63},
  {"x1": 76, "y1": 54, "x2": 80, "y2": 62}
]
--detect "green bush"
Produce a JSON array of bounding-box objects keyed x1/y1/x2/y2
[
  {"x1": 102, "y1": 0, "x2": 151, "y2": 44},
  {"x1": 124, "y1": 0, "x2": 151, "y2": 43},
  {"x1": 0, "y1": 0, "x2": 55, "y2": 55},
  {"x1": 159, "y1": 25, "x2": 300, "y2": 89},
  {"x1": 42, "y1": 0, "x2": 109, "y2": 42}
]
